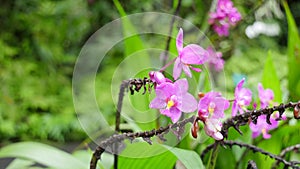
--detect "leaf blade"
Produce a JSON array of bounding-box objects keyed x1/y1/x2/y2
[{"x1": 0, "y1": 142, "x2": 86, "y2": 169}]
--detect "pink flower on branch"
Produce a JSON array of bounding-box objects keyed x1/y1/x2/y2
[
  {"x1": 149, "y1": 78, "x2": 197, "y2": 123},
  {"x1": 149, "y1": 71, "x2": 172, "y2": 87},
  {"x1": 209, "y1": 0, "x2": 241, "y2": 37},
  {"x1": 249, "y1": 114, "x2": 278, "y2": 139},
  {"x1": 197, "y1": 92, "x2": 230, "y2": 140},
  {"x1": 173, "y1": 28, "x2": 208, "y2": 80},
  {"x1": 258, "y1": 83, "x2": 274, "y2": 109},
  {"x1": 206, "y1": 46, "x2": 224, "y2": 71},
  {"x1": 232, "y1": 78, "x2": 252, "y2": 116},
  {"x1": 204, "y1": 118, "x2": 224, "y2": 140},
  {"x1": 198, "y1": 91, "x2": 230, "y2": 120}
]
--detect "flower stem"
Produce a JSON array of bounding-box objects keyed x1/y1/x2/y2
[
  {"x1": 159, "y1": 57, "x2": 177, "y2": 72},
  {"x1": 207, "y1": 142, "x2": 219, "y2": 169}
]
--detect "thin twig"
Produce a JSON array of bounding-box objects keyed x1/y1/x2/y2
[
  {"x1": 113, "y1": 80, "x2": 129, "y2": 169},
  {"x1": 221, "y1": 102, "x2": 300, "y2": 138},
  {"x1": 200, "y1": 102, "x2": 300, "y2": 160},
  {"x1": 223, "y1": 140, "x2": 300, "y2": 168},
  {"x1": 201, "y1": 142, "x2": 217, "y2": 159},
  {"x1": 272, "y1": 144, "x2": 300, "y2": 169},
  {"x1": 207, "y1": 142, "x2": 219, "y2": 169},
  {"x1": 90, "y1": 115, "x2": 196, "y2": 169},
  {"x1": 162, "y1": 0, "x2": 182, "y2": 67},
  {"x1": 235, "y1": 119, "x2": 290, "y2": 169}
]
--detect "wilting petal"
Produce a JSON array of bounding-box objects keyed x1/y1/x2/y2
[
  {"x1": 213, "y1": 132, "x2": 223, "y2": 140},
  {"x1": 181, "y1": 44, "x2": 208, "y2": 64},
  {"x1": 173, "y1": 57, "x2": 182, "y2": 80},
  {"x1": 176, "y1": 28, "x2": 183, "y2": 53}
]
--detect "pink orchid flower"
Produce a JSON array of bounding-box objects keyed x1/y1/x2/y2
[
  {"x1": 173, "y1": 28, "x2": 208, "y2": 80},
  {"x1": 249, "y1": 114, "x2": 278, "y2": 139},
  {"x1": 258, "y1": 83, "x2": 274, "y2": 109},
  {"x1": 198, "y1": 91, "x2": 230, "y2": 120},
  {"x1": 206, "y1": 46, "x2": 224, "y2": 71},
  {"x1": 204, "y1": 118, "x2": 224, "y2": 140},
  {"x1": 208, "y1": 0, "x2": 241, "y2": 37},
  {"x1": 232, "y1": 78, "x2": 252, "y2": 116},
  {"x1": 149, "y1": 78, "x2": 197, "y2": 123},
  {"x1": 197, "y1": 92, "x2": 229, "y2": 140}
]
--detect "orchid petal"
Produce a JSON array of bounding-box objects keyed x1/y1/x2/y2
[
  {"x1": 161, "y1": 107, "x2": 181, "y2": 123},
  {"x1": 176, "y1": 28, "x2": 183, "y2": 54},
  {"x1": 174, "y1": 78, "x2": 189, "y2": 93},
  {"x1": 182, "y1": 64, "x2": 192, "y2": 77},
  {"x1": 213, "y1": 132, "x2": 223, "y2": 140},
  {"x1": 178, "y1": 93, "x2": 197, "y2": 112},
  {"x1": 149, "y1": 97, "x2": 166, "y2": 109},
  {"x1": 169, "y1": 107, "x2": 182, "y2": 123},
  {"x1": 190, "y1": 67, "x2": 202, "y2": 72},
  {"x1": 235, "y1": 78, "x2": 245, "y2": 94},
  {"x1": 181, "y1": 44, "x2": 208, "y2": 64},
  {"x1": 231, "y1": 101, "x2": 238, "y2": 117},
  {"x1": 173, "y1": 57, "x2": 182, "y2": 80}
]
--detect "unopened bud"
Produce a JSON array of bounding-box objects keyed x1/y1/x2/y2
[
  {"x1": 191, "y1": 121, "x2": 199, "y2": 138},
  {"x1": 294, "y1": 104, "x2": 300, "y2": 119},
  {"x1": 198, "y1": 92, "x2": 205, "y2": 99}
]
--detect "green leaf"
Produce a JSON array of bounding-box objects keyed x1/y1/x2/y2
[
  {"x1": 119, "y1": 142, "x2": 203, "y2": 169},
  {"x1": 283, "y1": 0, "x2": 300, "y2": 101},
  {"x1": 167, "y1": 145, "x2": 204, "y2": 169},
  {"x1": 6, "y1": 159, "x2": 35, "y2": 169},
  {"x1": 262, "y1": 51, "x2": 282, "y2": 103},
  {"x1": 0, "y1": 142, "x2": 86, "y2": 169}
]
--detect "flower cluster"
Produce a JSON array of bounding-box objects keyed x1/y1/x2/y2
[
  {"x1": 198, "y1": 92, "x2": 229, "y2": 140},
  {"x1": 249, "y1": 83, "x2": 279, "y2": 139},
  {"x1": 206, "y1": 46, "x2": 224, "y2": 71},
  {"x1": 208, "y1": 0, "x2": 242, "y2": 37},
  {"x1": 232, "y1": 78, "x2": 252, "y2": 116},
  {"x1": 149, "y1": 28, "x2": 280, "y2": 140}
]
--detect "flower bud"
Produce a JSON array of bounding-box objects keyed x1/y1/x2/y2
[
  {"x1": 198, "y1": 92, "x2": 205, "y2": 99},
  {"x1": 191, "y1": 121, "x2": 199, "y2": 139},
  {"x1": 149, "y1": 71, "x2": 165, "y2": 84},
  {"x1": 294, "y1": 104, "x2": 300, "y2": 119}
]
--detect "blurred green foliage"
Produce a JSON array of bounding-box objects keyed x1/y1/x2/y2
[
  {"x1": 0, "y1": 0, "x2": 93, "y2": 142},
  {"x1": 0, "y1": 0, "x2": 300, "y2": 168}
]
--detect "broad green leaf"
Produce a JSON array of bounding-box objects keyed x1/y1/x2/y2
[
  {"x1": 167, "y1": 145, "x2": 204, "y2": 169},
  {"x1": 119, "y1": 142, "x2": 203, "y2": 169},
  {"x1": 283, "y1": 0, "x2": 300, "y2": 101},
  {"x1": 262, "y1": 51, "x2": 282, "y2": 103},
  {"x1": 6, "y1": 159, "x2": 35, "y2": 169},
  {"x1": 0, "y1": 142, "x2": 86, "y2": 169}
]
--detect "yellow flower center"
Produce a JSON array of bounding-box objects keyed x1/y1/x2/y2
[
  {"x1": 167, "y1": 100, "x2": 175, "y2": 109},
  {"x1": 261, "y1": 128, "x2": 267, "y2": 135},
  {"x1": 208, "y1": 102, "x2": 216, "y2": 114}
]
